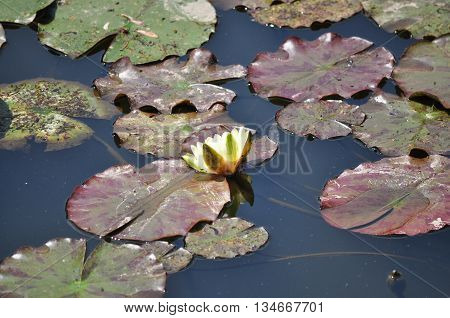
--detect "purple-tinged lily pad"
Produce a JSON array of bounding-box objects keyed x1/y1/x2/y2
[
  {"x1": 361, "y1": 0, "x2": 450, "y2": 39},
  {"x1": 209, "y1": 0, "x2": 292, "y2": 10},
  {"x1": 0, "y1": 79, "x2": 119, "y2": 151},
  {"x1": 250, "y1": 0, "x2": 362, "y2": 28},
  {"x1": 276, "y1": 100, "x2": 365, "y2": 139},
  {"x1": 320, "y1": 155, "x2": 450, "y2": 236},
  {"x1": 95, "y1": 49, "x2": 246, "y2": 114},
  {"x1": 67, "y1": 159, "x2": 230, "y2": 242},
  {"x1": 393, "y1": 36, "x2": 450, "y2": 109},
  {"x1": 113, "y1": 106, "x2": 242, "y2": 158},
  {"x1": 143, "y1": 241, "x2": 192, "y2": 274},
  {"x1": 185, "y1": 218, "x2": 269, "y2": 259},
  {"x1": 245, "y1": 135, "x2": 278, "y2": 166},
  {"x1": 248, "y1": 33, "x2": 395, "y2": 103},
  {"x1": 353, "y1": 91, "x2": 449, "y2": 156},
  {"x1": 0, "y1": 238, "x2": 166, "y2": 297}
]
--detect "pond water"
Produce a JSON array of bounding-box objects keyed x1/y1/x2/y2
[{"x1": 1, "y1": 8, "x2": 449, "y2": 297}]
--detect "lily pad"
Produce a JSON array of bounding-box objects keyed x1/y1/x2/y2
[
  {"x1": 276, "y1": 100, "x2": 365, "y2": 139},
  {"x1": 353, "y1": 92, "x2": 449, "y2": 156},
  {"x1": 95, "y1": 49, "x2": 246, "y2": 113},
  {"x1": 67, "y1": 159, "x2": 230, "y2": 242},
  {"x1": 113, "y1": 106, "x2": 242, "y2": 157},
  {"x1": 38, "y1": 0, "x2": 217, "y2": 64},
  {"x1": 0, "y1": 79, "x2": 118, "y2": 151},
  {"x1": 0, "y1": 0, "x2": 54, "y2": 24},
  {"x1": 320, "y1": 155, "x2": 449, "y2": 236},
  {"x1": 250, "y1": 0, "x2": 362, "y2": 28},
  {"x1": 185, "y1": 217, "x2": 269, "y2": 258},
  {"x1": 0, "y1": 238, "x2": 166, "y2": 297},
  {"x1": 361, "y1": 0, "x2": 450, "y2": 39},
  {"x1": 143, "y1": 241, "x2": 192, "y2": 273},
  {"x1": 393, "y1": 36, "x2": 450, "y2": 109},
  {"x1": 0, "y1": 24, "x2": 5, "y2": 47},
  {"x1": 245, "y1": 135, "x2": 278, "y2": 166},
  {"x1": 209, "y1": 0, "x2": 290, "y2": 10},
  {"x1": 248, "y1": 33, "x2": 395, "y2": 102}
]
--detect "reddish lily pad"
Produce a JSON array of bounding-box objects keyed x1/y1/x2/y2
[
  {"x1": 393, "y1": 36, "x2": 450, "y2": 109},
  {"x1": 248, "y1": 33, "x2": 394, "y2": 102},
  {"x1": 185, "y1": 217, "x2": 269, "y2": 259},
  {"x1": 361, "y1": 0, "x2": 450, "y2": 39},
  {"x1": 113, "y1": 106, "x2": 242, "y2": 157},
  {"x1": 353, "y1": 92, "x2": 449, "y2": 156},
  {"x1": 0, "y1": 238, "x2": 166, "y2": 297},
  {"x1": 0, "y1": 79, "x2": 119, "y2": 151},
  {"x1": 276, "y1": 100, "x2": 365, "y2": 139},
  {"x1": 67, "y1": 159, "x2": 230, "y2": 242},
  {"x1": 320, "y1": 155, "x2": 450, "y2": 236},
  {"x1": 95, "y1": 49, "x2": 246, "y2": 114},
  {"x1": 143, "y1": 241, "x2": 192, "y2": 274},
  {"x1": 250, "y1": 0, "x2": 362, "y2": 28}
]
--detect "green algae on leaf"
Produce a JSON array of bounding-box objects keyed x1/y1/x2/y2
[
  {"x1": 113, "y1": 106, "x2": 242, "y2": 157},
  {"x1": 185, "y1": 217, "x2": 268, "y2": 259},
  {"x1": 0, "y1": 79, "x2": 119, "y2": 151},
  {"x1": 143, "y1": 241, "x2": 192, "y2": 273},
  {"x1": 320, "y1": 155, "x2": 450, "y2": 236},
  {"x1": 276, "y1": 100, "x2": 365, "y2": 139},
  {"x1": 353, "y1": 92, "x2": 449, "y2": 156},
  {"x1": 0, "y1": 238, "x2": 166, "y2": 297},
  {"x1": 361, "y1": 0, "x2": 450, "y2": 39},
  {"x1": 393, "y1": 36, "x2": 450, "y2": 109},
  {"x1": 67, "y1": 159, "x2": 230, "y2": 242},
  {"x1": 95, "y1": 49, "x2": 246, "y2": 113},
  {"x1": 248, "y1": 33, "x2": 394, "y2": 103},
  {"x1": 38, "y1": 0, "x2": 217, "y2": 64},
  {"x1": 0, "y1": 0, "x2": 54, "y2": 25},
  {"x1": 251, "y1": 0, "x2": 362, "y2": 28}
]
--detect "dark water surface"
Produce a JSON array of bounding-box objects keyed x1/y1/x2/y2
[{"x1": 1, "y1": 9, "x2": 449, "y2": 297}]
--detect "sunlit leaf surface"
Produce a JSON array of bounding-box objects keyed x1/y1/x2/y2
[
  {"x1": 320, "y1": 155, "x2": 449, "y2": 236},
  {"x1": 143, "y1": 241, "x2": 192, "y2": 273},
  {"x1": 0, "y1": 238, "x2": 166, "y2": 297}
]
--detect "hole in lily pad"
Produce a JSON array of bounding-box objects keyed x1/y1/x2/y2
[
  {"x1": 113, "y1": 94, "x2": 131, "y2": 113},
  {"x1": 351, "y1": 90, "x2": 372, "y2": 100},
  {"x1": 172, "y1": 101, "x2": 198, "y2": 114},
  {"x1": 268, "y1": 96, "x2": 293, "y2": 107},
  {"x1": 139, "y1": 105, "x2": 160, "y2": 114},
  {"x1": 409, "y1": 148, "x2": 429, "y2": 159}
]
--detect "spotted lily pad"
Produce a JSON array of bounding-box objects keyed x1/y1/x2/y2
[
  {"x1": 354, "y1": 92, "x2": 449, "y2": 156},
  {"x1": 67, "y1": 159, "x2": 230, "y2": 242},
  {"x1": 393, "y1": 36, "x2": 450, "y2": 109},
  {"x1": 113, "y1": 106, "x2": 242, "y2": 157},
  {"x1": 185, "y1": 218, "x2": 269, "y2": 258},
  {"x1": 0, "y1": 79, "x2": 118, "y2": 151},
  {"x1": 248, "y1": 33, "x2": 395, "y2": 102},
  {"x1": 321, "y1": 155, "x2": 449, "y2": 236},
  {"x1": 143, "y1": 241, "x2": 192, "y2": 273},
  {"x1": 361, "y1": 0, "x2": 450, "y2": 39},
  {"x1": 0, "y1": 24, "x2": 5, "y2": 47},
  {"x1": 250, "y1": 0, "x2": 362, "y2": 28},
  {"x1": 95, "y1": 49, "x2": 246, "y2": 113},
  {"x1": 38, "y1": 0, "x2": 217, "y2": 64},
  {"x1": 276, "y1": 100, "x2": 365, "y2": 139},
  {"x1": 0, "y1": 238, "x2": 166, "y2": 297},
  {"x1": 0, "y1": 0, "x2": 54, "y2": 24}
]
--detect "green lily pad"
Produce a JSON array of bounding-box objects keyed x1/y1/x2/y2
[
  {"x1": 321, "y1": 155, "x2": 449, "y2": 236},
  {"x1": 95, "y1": 49, "x2": 246, "y2": 113},
  {"x1": 276, "y1": 100, "x2": 365, "y2": 139},
  {"x1": 0, "y1": 79, "x2": 119, "y2": 151},
  {"x1": 0, "y1": 238, "x2": 166, "y2": 297},
  {"x1": 248, "y1": 33, "x2": 395, "y2": 102},
  {"x1": 0, "y1": 24, "x2": 5, "y2": 47},
  {"x1": 113, "y1": 106, "x2": 242, "y2": 157},
  {"x1": 353, "y1": 92, "x2": 449, "y2": 156},
  {"x1": 393, "y1": 36, "x2": 450, "y2": 109},
  {"x1": 38, "y1": 0, "x2": 217, "y2": 64},
  {"x1": 0, "y1": 0, "x2": 54, "y2": 24},
  {"x1": 67, "y1": 159, "x2": 231, "y2": 242},
  {"x1": 361, "y1": 0, "x2": 450, "y2": 39},
  {"x1": 251, "y1": 0, "x2": 362, "y2": 28},
  {"x1": 185, "y1": 217, "x2": 268, "y2": 259},
  {"x1": 143, "y1": 241, "x2": 192, "y2": 273}
]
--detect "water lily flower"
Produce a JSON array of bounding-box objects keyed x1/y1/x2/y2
[{"x1": 182, "y1": 127, "x2": 252, "y2": 175}]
